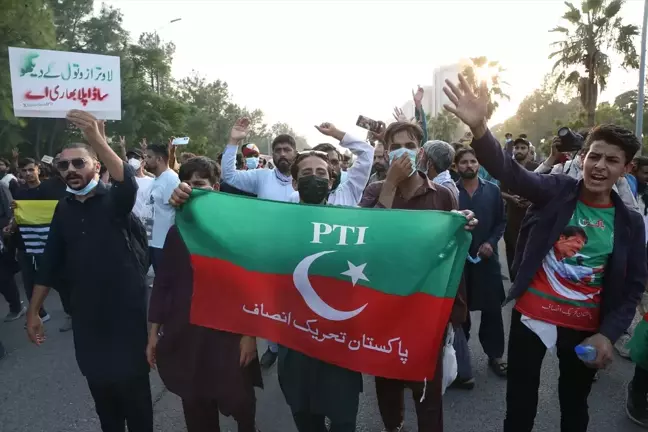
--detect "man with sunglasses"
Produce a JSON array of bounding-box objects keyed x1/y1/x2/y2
[{"x1": 26, "y1": 110, "x2": 153, "y2": 432}]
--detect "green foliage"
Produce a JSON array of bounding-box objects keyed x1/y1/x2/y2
[
  {"x1": 426, "y1": 111, "x2": 460, "y2": 143},
  {"x1": 550, "y1": 0, "x2": 639, "y2": 126},
  {"x1": 461, "y1": 56, "x2": 509, "y2": 120},
  {"x1": 0, "y1": 0, "x2": 306, "y2": 159}
]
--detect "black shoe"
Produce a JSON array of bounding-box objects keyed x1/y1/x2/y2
[
  {"x1": 449, "y1": 377, "x2": 475, "y2": 390},
  {"x1": 626, "y1": 382, "x2": 648, "y2": 427},
  {"x1": 260, "y1": 347, "x2": 278, "y2": 369}
]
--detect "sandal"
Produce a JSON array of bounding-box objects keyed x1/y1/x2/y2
[{"x1": 489, "y1": 358, "x2": 508, "y2": 378}]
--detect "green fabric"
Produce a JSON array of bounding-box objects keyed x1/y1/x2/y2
[
  {"x1": 175, "y1": 189, "x2": 471, "y2": 297},
  {"x1": 563, "y1": 201, "x2": 615, "y2": 289},
  {"x1": 631, "y1": 318, "x2": 648, "y2": 369}
]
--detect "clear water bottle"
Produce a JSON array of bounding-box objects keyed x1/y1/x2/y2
[{"x1": 575, "y1": 344, "x2": 597, "y2": 362}]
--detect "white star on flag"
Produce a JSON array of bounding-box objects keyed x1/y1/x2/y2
[{"x1": 341, "y1": 261, "x2": 369, "y2": 286}]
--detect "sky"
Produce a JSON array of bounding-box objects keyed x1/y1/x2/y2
[{"x1": 101, "y1": 0, "x2": 648, "y2": 148}]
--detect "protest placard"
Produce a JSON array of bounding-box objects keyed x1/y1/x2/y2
[{"x1": 8, "y1": 47, "x2": 121, "y2": 120}]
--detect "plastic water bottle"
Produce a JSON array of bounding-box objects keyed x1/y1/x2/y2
[{"x1": 575, "y1": 344, "x2": 597, "y2": 362}]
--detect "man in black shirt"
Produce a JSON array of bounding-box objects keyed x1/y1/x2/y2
[{"x1": 26, "y1": 110, "x2": 152, "y2": 432}]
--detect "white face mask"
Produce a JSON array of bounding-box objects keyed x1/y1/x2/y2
[
  {"x1": 66, "y1": 178, "x2": 99, "y2": 196},
  {"x1": 128, "y1": 158, "x2": 142, "y2": 170}
]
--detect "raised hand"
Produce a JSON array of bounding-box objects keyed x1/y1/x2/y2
[
  {"x1": 118, "y1": 136, "x2": 126, "y2": 148},
  {"x1": 230, "y1": 118, "x2": 251, "y2": 144},
  {"x1": 315, "y1": 122, "x2": 339, "y2": 137},
  {"x1": 66, "y1": 110, "x2": 104, "y2": 143},
  {"x1": 140, "y1": 138, "x2": 148, "y2": 151},
  {"x1": 412, "y1": 85, "x2": 424, "y2": 107},
  {"x1": 392, "y1": 107, "x2": 408, "y2": 123},
  {"x1": 443, "y1": 73, "x2": 488, "y2": 130},
  {"x1": 11, "y1": 148, "x2": 19, "y2": 159}
]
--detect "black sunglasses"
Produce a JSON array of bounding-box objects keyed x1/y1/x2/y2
[{"x1": 56, "y1": 158, "x2": 88, "y2": 171}]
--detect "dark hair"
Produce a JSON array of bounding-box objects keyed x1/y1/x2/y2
[
  {"x1": 585, "y1": 124, "x2": 641, "y2": 164},
  {"x1": 454, "y1": 147, "x2": 476, "y2": 164},
  {"x1": 290, "y1": 151, "x2": 333, "y2": 179},
  {"x1": 519, "y1": 133, "x2": 528, "y2": 139},
  {"x1": 384, "y1": 122, "x2": 423, "y2": 147},
  {"x1": 635, "y1": 155, "x2": 648, "y2": 169},
  {"x1": 312, "y1": 143, "x2": 341, "y2": 158},
  {"x1": 505, "y1": 133, "x2": 513, "y2": 137},
  {"x1": 99, "y1": 163, "x2": 107, "y2": 176},
  {"x1": 64, "y1": 142, "x2": 98, "y2": 159},
  {"x1": 562, "y1": 225, "x2": 588, "y2": 243},
  {"x1": 179, "y1": 156, "x2": 221, "y2": 184},
  {"x1": 236, "y1": 153, "x2": 245, "y2": 170},
  {"x1": 180, "y1": 152, "x2": 197, "y2": 163},
  {"x1": 272, "y1": 134, "x2": 296, "y2": 150},
  {"x1": 148, "y1": 144, "x2": 169, "y2": 162},
  {"x1": 0, "y1": 158, "x2": 10, "y2": 167},
  {"x1": 18, "y1": 158, "x2": 37, "y2": 169},
  {"x1": 450, "y1": 142, "x2": 465, "y2": 152}
]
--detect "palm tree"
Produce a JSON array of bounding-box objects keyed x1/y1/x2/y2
[
  {"x1": 461, "y1": 56, "x2": 509, "y2": 120},
  {"x1": 549, "y1": 0, "x2": 639, "y2": 126},
  {"x1": 427, "y1": 111, "x2": 460, "y2": 143}
]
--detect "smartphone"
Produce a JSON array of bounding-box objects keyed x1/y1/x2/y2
[
  {"x1": 356, "y1": 115, "x2": 383, "y2": 133},
  {"x1": 172, "y1": 137, "x2": 190, "y2": 145}
]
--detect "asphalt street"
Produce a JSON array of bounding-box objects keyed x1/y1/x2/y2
[{"x1": 1, "y1": 245, "x2": 646, "y2": 432}]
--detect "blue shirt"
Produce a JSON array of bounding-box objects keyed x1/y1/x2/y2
[
  {"x1": 627, "y1": 174, "x2": 638, "y2": 198},
  {"x1": 456, "y1": 177, "x2": 506, "y2": 257}
]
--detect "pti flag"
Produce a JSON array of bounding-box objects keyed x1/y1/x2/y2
[{"x1": 175, "y1": 190, "x2": 471, "y2": 381}]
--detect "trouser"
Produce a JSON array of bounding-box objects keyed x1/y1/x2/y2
[
  {"x1": 87, "y1": 374, "x2": 153, "y2": 432},
  {"x1": 0, "y1": 273, "x2": 21, "y2": 313},
  {"x1": 19, "y1": 253, "x2": 47, "y2": 318},
  {"x1": 0, "y1": 248, "x2": 21, "y2": 313},
  {"x1": 149, "y1": 247, "x2": 163, "y2": 274},
  {"x1": 375, "y1": 345, "x2": 444, "y2": 432},
  {"x1": 55, "y1": 284, "x2": 72, "y2": 316},
  {"x1": 182, "y1": 397, "x2": 257, "y2": 432},
  {"x1": 463, "y1": 309, "x2": 505, "y2": 359},
  {"x1": 630, "y1": 365, "x2": 648, "y2": 408},
  {"x1": 292, "y1": 412, "x2": 355, "y2": 432},
  {"x1": 504, "y1": 309, "x2": 596, "y2": 432},
  {"x1": 453, "y1": 326, "x2": 473, "y2": 380},
  {"x1": 504, "y1": 227, "x2": 518, "y2": 280}
]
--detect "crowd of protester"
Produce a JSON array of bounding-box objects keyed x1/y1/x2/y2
[{"x1": 1, "y1": 78, "x2": 648, "y2": 432}]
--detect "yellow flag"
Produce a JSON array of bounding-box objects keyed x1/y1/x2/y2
[{"x1": 14, "y1": 200, "x2": 58, "y2": 225}]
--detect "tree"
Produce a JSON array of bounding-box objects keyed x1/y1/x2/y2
[
  {"x1": 0, "y1": 1, "x2": 305, "y2": 160},
  {"x1": 426, "y1": 111, "x2": 460, "y2": 143},
  {"x1": 549, "y1": 0, "x2": 639, "y2": 126},
  {"x1": 461, "y1": 56, "x2": 509, "y2": 119}
]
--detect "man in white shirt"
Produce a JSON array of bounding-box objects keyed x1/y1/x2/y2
[
  {"x1": 288, "y1": 123, "x2": 374, "y2": 206},
  {"x1": 126, "y1": 149, "x2": 154, "y2": 223},
  {"x1": 144, "y1": 144, "x2": 180, "y2": 271}
]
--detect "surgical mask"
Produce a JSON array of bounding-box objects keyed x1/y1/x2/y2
[
  {"x1": 127, "y1": 158, "x2": 141, "y2": 170},
  {"x1": 245, "y1": 157, "x2": 259, "y2": 170},
  {"x1": 297, "y1": 175, "x2": 330, "y2": 204},
  {"x1": 388, "y1": 148, "x2": 417, "y2": 176},
  {"x1": 66, "y1": 178, "x2": 98, "y2": 196}
]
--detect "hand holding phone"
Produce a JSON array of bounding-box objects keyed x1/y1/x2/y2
[{"x1": 172, "y1": 137, "x2": 190, "y2": 145}]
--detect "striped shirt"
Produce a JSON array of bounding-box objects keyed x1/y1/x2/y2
[{"x1": 19, "y1": 224, "x2": 50, "y2": 254}]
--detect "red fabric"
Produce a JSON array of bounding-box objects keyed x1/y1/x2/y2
[{"x1": 189, "y1": 254, "x2": 454, "y2": 381}]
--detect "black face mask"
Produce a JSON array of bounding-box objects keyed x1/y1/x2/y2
[{"x1": 298, "y1": 175, "x2": 330, "y2": 204}]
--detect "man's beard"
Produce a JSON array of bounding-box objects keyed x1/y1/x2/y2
[
  {"x1": 459, "y1": 169, "x2": 477, "y2": 179},
  {"x1": 372, "y1": 162, "x2": 387, "y2": 173},
  {"x1": 273, "y1": 156, "x2": 291, "y2": 174},
  {"x1": 514, "y1": 153, "x2": 526, "y2": 162},
  {"x1": 65, "y1": 172, "x2": 94, "y2": 190}
]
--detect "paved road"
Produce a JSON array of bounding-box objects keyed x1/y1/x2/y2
[{"x1": 1, "y1": 248, "x2": 645, "y2": 432}]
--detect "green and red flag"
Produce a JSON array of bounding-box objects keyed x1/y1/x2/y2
[{"x1": 176, "y1": 189, "x2": 471, "y2": 381}]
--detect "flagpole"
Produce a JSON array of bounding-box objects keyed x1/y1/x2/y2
[{"x1": 635, "y1": 0, "x2": 648, "y2": 149}]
